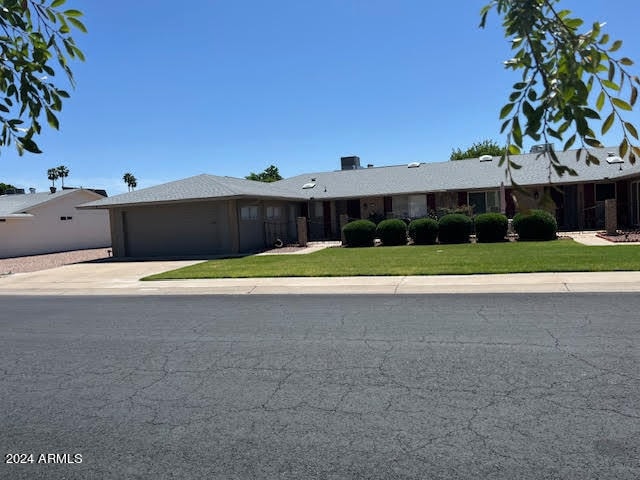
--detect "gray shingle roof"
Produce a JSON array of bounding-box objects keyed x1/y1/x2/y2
[
  {"x1": 79, "y1": 148, "x2": 640, "y2": 209},
  {"x1": 79, "y1": 174, "x2": 307, "y2": 208},
  {"x1": 0, "y1": 190, "x2": 78, "y2": 217},
  {"x1": 276, "y1": 148, "x2": 640, "y2": 200}
]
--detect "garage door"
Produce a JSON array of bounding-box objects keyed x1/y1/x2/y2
[{"x1": 123, "y1": 201, "x2": 231, "y2": 257}]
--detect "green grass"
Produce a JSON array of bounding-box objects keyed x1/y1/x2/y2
[{"x1": 143, "y1": 240, "x2": 640, "y2": 280}]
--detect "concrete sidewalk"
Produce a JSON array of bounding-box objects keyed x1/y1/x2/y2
[{"x1": 1, "y1": 260, "x2": 640, "y2": 295}]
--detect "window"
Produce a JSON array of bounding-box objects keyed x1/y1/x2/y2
[
  {"x1": 408, "y1": 195, "x2": 427, "y2": 218},
  {"x1": 60, "y1": 216, "x2": 73, "y2": 221},
  {"x1": 391, "y1": 196, "x2": 408, "y2": 217},
  {"x1": 240, "y1": 206, "x2": 258, "y2": 220},
  {"x1": 486, "y1": 191, "x2": 499, "y2": 212},
  {"x1": 468, "y1": 192, "x2": 486, "y2": 214},
  {"x1": 468, "y1": 191, "x2": 500, "y2": 214},
  {"x1": 266, "y1": 206, "x2": 282, "y2": 219}
]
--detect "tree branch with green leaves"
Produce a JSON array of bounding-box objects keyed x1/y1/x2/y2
[
  {"x1": 0, "y1": 0, "x2": 85, "y2": 156},
  {"x1": 481, "y1": 0, "x2": 640, "y2": 181}
]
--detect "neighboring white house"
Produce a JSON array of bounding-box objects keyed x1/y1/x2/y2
[{"x1": 0, "y1": 188, "x2": 111, "y2": 258}]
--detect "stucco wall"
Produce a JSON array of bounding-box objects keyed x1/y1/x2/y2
[
  {"x1": 0, "y1": 190, "x2": 110, "y2": 258},
  {"x1": 238, "y1": 199, "x2": 295, "y2": 251}
]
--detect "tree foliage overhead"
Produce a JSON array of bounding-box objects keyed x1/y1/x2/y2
[
  {"x1": 0, "y1": 0, "x2": 86, "y2": 156},
  {"x1": 245, "y1": 165, "x2": 283, "y2": 183},
  {"x1": 482, "y1": 0, "x2": 640, "y2": 179},
  {"x1": 450, "y1": 139, "x2": 506, "y2": 160}
]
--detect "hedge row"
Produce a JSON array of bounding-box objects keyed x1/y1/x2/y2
[{"x1": 341, "y1": 210, "x2": 557, "y2": 246}]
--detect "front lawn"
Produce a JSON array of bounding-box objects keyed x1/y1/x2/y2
[{"x1": 143, "y1": 240, "x2": 640, "y2": 279}]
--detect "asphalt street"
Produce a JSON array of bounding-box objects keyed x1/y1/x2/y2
[{"x1": 1, "y1": 294, "x2": 639, "y2": 479}]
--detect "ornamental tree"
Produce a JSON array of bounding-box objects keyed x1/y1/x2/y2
[
  {"x1": 481, "y1": 0, "x2": 640, "y2": 179},
  {"x1": 0, "y1": 0, "x2": 85, "y2": 156}
]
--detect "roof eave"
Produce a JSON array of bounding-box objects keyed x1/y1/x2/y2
[{"x1": 77, "y1": 193, "x2": 307, "y2": 209}]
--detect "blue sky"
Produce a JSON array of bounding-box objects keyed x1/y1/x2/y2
[{"x1": 4, "y1": 0, "x2": 640, "y2": 194}]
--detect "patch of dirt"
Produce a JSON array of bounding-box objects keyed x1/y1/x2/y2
[
  {"x1": 0, "y1": 248, "x2": 112, "y2": 274},
  {"x1": 596, "y1": 231, "x2": 640, "y2": 243}
]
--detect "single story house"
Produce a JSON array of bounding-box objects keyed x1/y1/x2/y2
[
  {"x1": 79, "y1": 175, "x2": 305, "y2": 258},
  {"x1": 80, "y1": 147, "x2": 640, "y2": 257},
  {"x1": 0, "y1": 188, "x2": 111, "y2": 258}
]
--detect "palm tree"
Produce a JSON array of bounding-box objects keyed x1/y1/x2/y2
[
  {"x1": 123, "y1": 172, "x2": 137, "y2": 192},
  {"x1": 47, "y1": 168, "x2": 59, "y2": 188},
  {"x1": 123, "y1": 172, "x2": 132, "y2": 192},
  {"x1": 56, "y1": 165, "x2": 69, "y2": 187}
]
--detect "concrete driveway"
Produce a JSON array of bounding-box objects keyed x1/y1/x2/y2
[{"x1": 2, "y1": 260, "x2": 640, "y2": 295}]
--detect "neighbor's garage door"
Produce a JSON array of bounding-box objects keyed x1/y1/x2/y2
[{"x1": 122, "y1": 201, "x2": 231, "y2": 257}]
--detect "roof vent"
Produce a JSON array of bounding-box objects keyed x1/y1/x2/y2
[
  {"x1": 530, "y1": 143, "x2": 554, "y2": 153},
  {"x1": 407, "y1": 162, "x2": 420, "y2": 168},
  {"x1": 302, "y1": 182, "x2": 316, "y2": 189},
  {"x1": 479, "y1": 155, "x2": 493, "y2": 162},
  {"x1": 340, "y1": 156, "x2": 361, "y2": 170},
  {"x1": 606, "y1": 152, "x2": 624, "y2": 164}
]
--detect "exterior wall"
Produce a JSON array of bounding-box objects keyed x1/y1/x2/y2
[
  {"x1": 0, "y1": 191, "x2": 110, "y2": 258},
  {"x1": 109, "y1": 208, "x2": 126, "y2": 257},
  {"x1": 114, "y1": 201, "x2": 232, "y2": 257},
  {"x1": 107, "y1": 198, "x2": 301, "y2": 257},
  {"x1": 239, "y1": 199, "x2": 297, "y2": 251},
  {"x1": 512, "y1": 186, "x2": 545, "y2": 212}
]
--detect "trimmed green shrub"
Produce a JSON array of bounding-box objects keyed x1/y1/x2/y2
[
  {"x1": 475, "y1": 213, "x2": 508, "y2": 243},
  {"x1": 342, "y1": 219, "x2": 377, "y2": 247},
  {"x1": 376, "y1": 219, "x2": 408, "y2": 246},
  {"x1": 512, "y1": 209, "x2": 557, "y2": 241},
  {"x1": 408, "y1": 218, "x2": 439, "y2": 245},
  {"x1": 438, "y1": 214, "x2": 472, "y2": 244}
]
